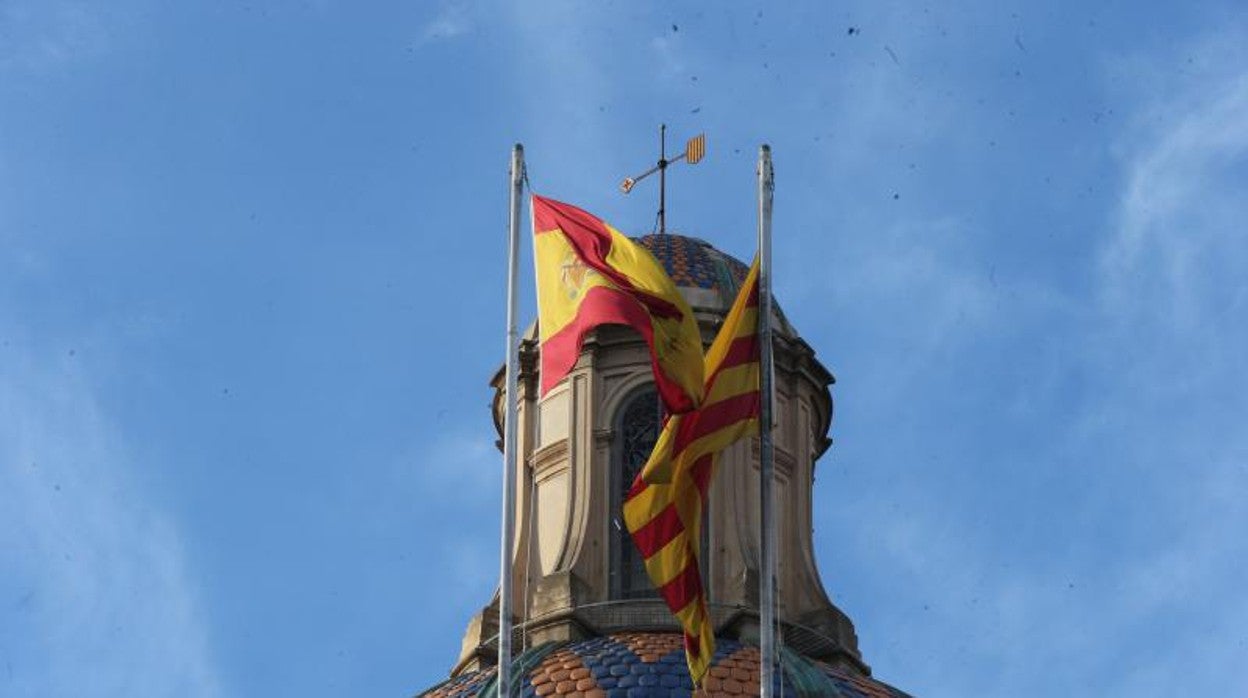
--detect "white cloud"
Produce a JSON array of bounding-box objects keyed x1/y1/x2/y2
[
  {"x1": 422, "y1": 429, "x2": 499, "y2": 500},
  {"x1": 812, "y1": 20, "x2": 1248, "y2": 698},
  {"x1": 1076, "y1": 37, "x2": 1248, "y2": 692},
  {"x1": 0, "y1": 343, "x2": 224, "y2": 697},
  {"x1": 417, "y1": 0, "x2": 473, "y2": 45},
  {"x1": 0, "y1": 1, "x2": 111, "y2": 71},
  {"x1": 496, "y1": 1, "x2": 644, "y2": 207},
  {"x1": 649, "y1": 34, "x2": 686, "y2": 81},
  {"x1": 831, "y1": 453, "x2": 1248, "y2": 695},
  {"x1": 1103, "y1": 69, "x2": 1248, "y2": 331}
]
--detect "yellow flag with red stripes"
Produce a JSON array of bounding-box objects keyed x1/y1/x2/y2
[{"x1": 621, "y1": 257, "x2": 761, "y2": 685}]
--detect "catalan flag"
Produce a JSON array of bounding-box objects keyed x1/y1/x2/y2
[
  {"x1": 532, "y1": 194, "x2": 705, "y2": 413},
  {"x1": 621, "y1": 258, "x2": 761, "y2": 685}
]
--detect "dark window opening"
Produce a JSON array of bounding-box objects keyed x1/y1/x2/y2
[{"x1": 611, "y1": 387, "x2": 662, "y2": 600}]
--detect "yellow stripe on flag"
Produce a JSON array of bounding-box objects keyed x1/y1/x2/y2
[
  {"x1": 643, "y1": 531, "x2": 693, "y2": 587},
  {"x1": 623, "y1": 257, "x2": 763, "y2": 686},
  {"x1": 704, "y1": 363, "x2": 760, "y2": 404}
]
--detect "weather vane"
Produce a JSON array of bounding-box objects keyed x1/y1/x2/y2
[{"x1": 619, "y1": 125, "x2": 705, "y2": 235}]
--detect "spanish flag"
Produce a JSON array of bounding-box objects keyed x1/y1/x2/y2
[
  {"x1": 532, "y1": 194, "x2": 704, "y2": 413},
  {"x1": 622, "y1": 258, "x2": 761, "y2": 685}
]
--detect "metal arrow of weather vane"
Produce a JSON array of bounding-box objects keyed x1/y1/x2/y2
[{"x1": 619, "y1": 125, "x2": 706, "y2": 235}]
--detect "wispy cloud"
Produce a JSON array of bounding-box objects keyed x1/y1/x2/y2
[
  {"x1": 384, "y1": 423, "x2": 502, "y2": 584},
  {"x1": 496, "y1": 1, "x2": 644, "y2": 207},
  {"x1": 1103, "y1": 51, "x2": 1248, "y2": 333},
  {"x1": 0, "y1": 1, "x2": 110, "y2": 72},
  {"x1": 649, "y1": 34, "x2": 687, "y2": 82},
  {"x1": 0, "y1": 342, "x2": 224, "y2": 697},
  {"x1": 811, "y1": 18, "x2": 1248, "y2": 698},
  {"x1": 829, "y1": 452, "x2": 1248, "y2": 695},
  {"x1": 417, "y1": 0, "x2": 474, "y2": 45}
]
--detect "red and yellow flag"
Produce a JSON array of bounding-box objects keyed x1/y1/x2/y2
[
  {"x1": 621, "y1": 258, "x2": 761, "y2": 685},
  {"x1": 532, "y1": 194, "x2": 704, "y2": 413}
]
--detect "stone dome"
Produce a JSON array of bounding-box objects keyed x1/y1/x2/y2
[{"x1": 419, "y1": 632, "x2": 911, "y2": 698}]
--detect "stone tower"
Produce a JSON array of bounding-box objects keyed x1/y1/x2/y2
[{"x1": 418, "y1": 235, "x2": 911, "y2": 697}]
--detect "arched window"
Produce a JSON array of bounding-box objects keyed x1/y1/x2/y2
[{"x1": 610, "y1": 387, "x2": 662, "y2": 600}]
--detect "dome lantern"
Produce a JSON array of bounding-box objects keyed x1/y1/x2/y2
[{"x1": 420, "y1": 234, "x2": 911, "y2": 697}]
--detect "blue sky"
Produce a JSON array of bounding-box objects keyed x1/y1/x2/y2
[{"x1": 3, "y1": 1, "x2": 1247, "y2": 696}]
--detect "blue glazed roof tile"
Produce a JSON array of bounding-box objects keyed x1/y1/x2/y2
[
  {"x1": 635, "y1": 234, "x2": 751, "y2": 304},
  {"x1": 416, "y1": 632, "x2": 911, "y2": 697}
]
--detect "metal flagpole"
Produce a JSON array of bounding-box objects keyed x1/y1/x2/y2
[
  {"x1": 658, "y1": 124, "x2": 667, "y2": 234},
  {"x1": 498, "y1": 143, "x2": 524, "y2": 698},
  {"x1": 756, "y1": 144, "x2": 778, "y2": 698}
]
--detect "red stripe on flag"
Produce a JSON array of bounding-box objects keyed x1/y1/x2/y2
[
  {"x1": 673, "y1": 391, "x2": 761, "y2": 453},
  {"x1": 659, "y1": 561, "x2": 704, "y2": 613},
  {"x1": 717, "y1": 336, "x2": 760, "y2": 372},
  {"x1": 533, "y1": 195, "x2": 683, "y2": 320},
  {"x1": 628, "y1": 502, "x2": 685, "y2": 558},
  {"x1": 684, "y1": 631, "x2": 702, "y2": 659},
  {"x1": 540, "y1": 286, "x2": 653, "y2": 393},
  {"x1": 689, "y1": 454, "x2": 715, "y2": 497},
  {"x1": 532, "y1": 195, "x2": 610, "y2": 245},
  {"x1": 699, "y1": 337, "x2": 759, "y2": 401},
  {"x1": 626, "y1": 471, "x2": 646, "y2": 500},
  {"x1": 540, "y1": 286, "x2": 697, "y2": 412}
]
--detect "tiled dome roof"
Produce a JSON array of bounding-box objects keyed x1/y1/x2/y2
[
  {"x1": 635, "y1": 233, "x2": 797, "y2": 338},
  {"x1": 418, "y1": 632, "x2": 911, "y2": 698},
  {"x1": 635, "y1": 234, "x2": 751, "y2": 306}
]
